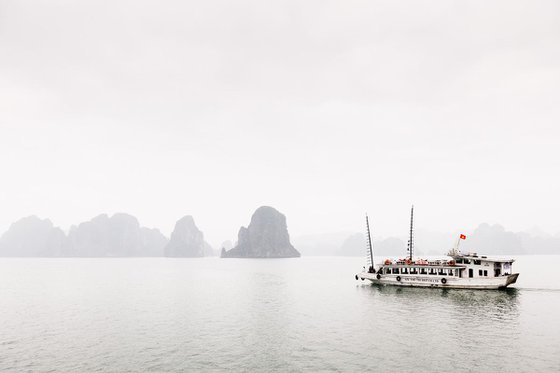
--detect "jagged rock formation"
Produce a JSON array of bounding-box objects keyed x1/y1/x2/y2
[
  {"x1": 219, "y1": 240, "x2": 233, "y2": 258},
  {"x1": 0, "y1": 216, "x2": 66, "y2": 256},
  {"x1": 164, "y1": 215, "x2": 212, "y2": 257},
  {"x1": 66, "y1": 213, "x2": 168, "y2": 257},
  {"x1": 335, "y1": 233, "x2": 366, "y2": 256},
  {"x1": 221, "y1": 206, "x2": 300, "y2": 258}
]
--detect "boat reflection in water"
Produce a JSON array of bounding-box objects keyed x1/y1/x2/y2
[
  {"x1": 368, "y1": 282, "x2": 518, "y2": 304},
  {"x1": 359, "y1": 283, "x2": 520, "y2": 321}
]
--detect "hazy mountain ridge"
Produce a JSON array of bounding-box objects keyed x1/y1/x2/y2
[
  {"x1": 292, "y1": 232, "x2": 352, "y2": 256},
  {"x1": 0, "y1": 213, "x2": 211, "y2": 257},
  {"x1": 66, "y1": 213, "x2": 168, "y2": 257},
  {"x1": 296, "y1": 232, "x2": 408, "y2": 257},
  {"x1": 0, "y1": 214, "x2": 558, "y2": 257},
  {"x1": 302, "y1": 223, "x2": 560, "y2": 257},
  {"x1": 460, "y1": 223, "x2": 559, "y2": 255}
]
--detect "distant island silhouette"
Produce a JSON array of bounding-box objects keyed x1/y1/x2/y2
[
  {"x1": 0, "y1": 210, "x2": 557, "y2": 257},
  {"x1": 295, "y1": 223, "x2": 560, "y2": 257},
  {"x1": 221, "y1": 206, "x2": 300, "y2": 258},
  {"x1": 164, "y1": 215, "x2": 214, "y2": 257}
]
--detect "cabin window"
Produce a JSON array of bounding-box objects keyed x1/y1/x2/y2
[
  {"x1": 392, "y1": 268, "x2": 399, "y2": 274},
  {"x1": 429, "y1": 268, "x2": 436, "y2": 275},
  {"x1": 386, "y1": 268, "x2": 392, "y2": 274},
  {"x1": 402, "y1": 268, "x2": 409, "y2": 274},
  {"x1": 504, "y1": 262, "x2": 512, "y2": 275},
  {"x1": 455, "y1": 258, "x2": 463, "y2": 264},
  {"x1": 479, "y1": 270, "x2": 483, "y2": 276},
  {"x1": 410, "y1": 267, "x2": 418, "y2": 274},
  {"x1": 438, "y1": 269, "x2": 445, "y2": 276},
  {"x1": 420, "y1": 268, "x2": 427, "y2": 275},
  {"x1": 483, "y1": 270, "x2": 488, "y2": 276},
  {"x1": 464, "y1": 259, "x2": 471, "y2": 264},
  {"x1": 448, "y1": 269, "x2": 453, "y2": 276},
  {"x1": 474, "y1": 260, "x2": 481, "y2": 265}
]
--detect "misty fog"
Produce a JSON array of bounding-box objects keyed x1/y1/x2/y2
[{"x1": 1, "y1": 1, "x2": 559, "y2": 250}]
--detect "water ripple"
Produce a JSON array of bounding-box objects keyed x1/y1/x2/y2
[{"x1": 0, "y1": 257, "x2": 559, "y2": 371}]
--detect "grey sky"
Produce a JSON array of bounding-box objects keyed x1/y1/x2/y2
[{"x1": 1, "y1": 0, "x2": 559, "y2": 246}]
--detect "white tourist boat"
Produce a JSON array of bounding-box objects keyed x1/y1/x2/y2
[{"x1": 355, "y1": 207, "x2": 519, "y2": 290}]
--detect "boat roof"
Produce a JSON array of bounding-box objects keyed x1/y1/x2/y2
[
  {"x1": 382, "y1": 263, "x2": 466, "y2": 269},
  {"x1": 379, "y1": 254, "x2": 515, "y2": 265},
  {"x1": 451, "y1": 253, "x2": 515, "y2": 263}
]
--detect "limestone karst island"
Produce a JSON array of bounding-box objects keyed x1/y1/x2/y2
[
  {"x1": 0, "y1": 206, "x2": 300, "y2": 258},
  {"x1": 164, "y1": 215, "x2": 213, "y2": 257},
  {"x1": 221, "y1": 206, "x2": 300, "y2": 258}
]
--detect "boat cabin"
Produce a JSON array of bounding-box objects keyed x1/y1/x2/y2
[
  {"x1": 450, "y1": 252, "x2": 514, "y2": 278},
  {"x1": 379, "y1": 261, "x2": 463, "y2": 278},
  {"x1": 378, "y1": 253, "x2": 514, "y2": 279}
]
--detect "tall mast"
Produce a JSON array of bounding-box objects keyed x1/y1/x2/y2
[
  {"x1": 366, "y1": 214, "x2": 374, "y2": 272},
  {"x1": 407, "y1": 205, "x2": 414, "y2": 261}
]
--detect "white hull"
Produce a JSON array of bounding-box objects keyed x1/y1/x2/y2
[{"x1": 357, "y1": 272, "x2": 519, "y2": 290}]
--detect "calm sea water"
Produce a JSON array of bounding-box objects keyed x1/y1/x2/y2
[{"x1": 1, "y1": 256, "x2": 559, "y2": 372}]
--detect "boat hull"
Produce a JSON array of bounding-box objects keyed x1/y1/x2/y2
[{"x1": 356, "y1": 272, "x2": 519, "y2": 290}]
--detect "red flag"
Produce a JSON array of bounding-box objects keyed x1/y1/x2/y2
[{"x1": 460, "y1": 234, "x2": 466, "y2": 240}]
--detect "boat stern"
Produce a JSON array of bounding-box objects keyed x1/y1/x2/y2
[{"x1": 505, "y1": 273, "x2": 519, "y2": 287}]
